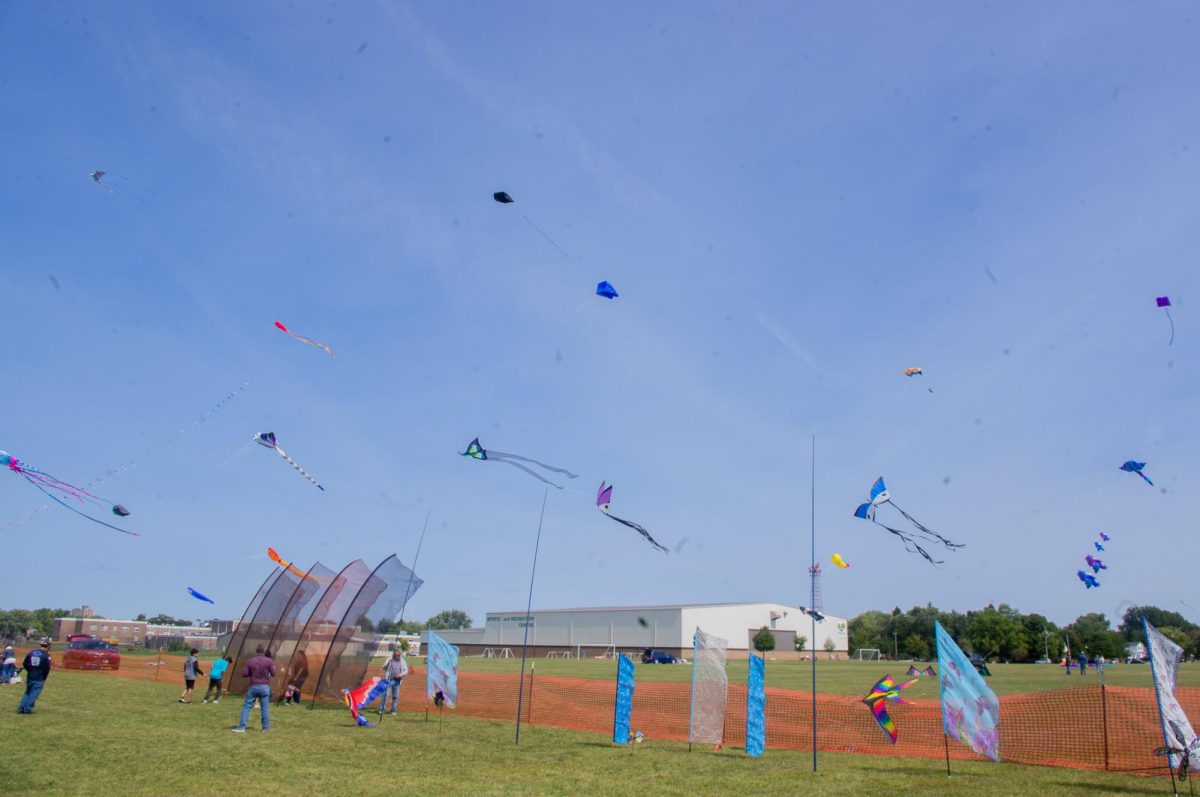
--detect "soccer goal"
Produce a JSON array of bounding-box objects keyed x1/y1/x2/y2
[
  {"x1": 481, "y1": 647, "x2": 514, "y2": 658},
  {"x1": 573, "y1": 644, "x2": 618, "y2": 660},
  {"x1": 855, "y1": 649, "x2": 883, "y2": 661}
]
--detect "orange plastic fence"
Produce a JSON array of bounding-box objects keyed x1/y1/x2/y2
[
  {"x1": 384, "y1": 669, "x2": 1195, "y2": 774},
  {"x1": 49, "y1": 653, "x2": 1196, "y2": 775}
]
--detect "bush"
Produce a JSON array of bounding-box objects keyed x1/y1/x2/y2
[{"x1": 752, "y1": 626, "x2": 776, "y2": 653}]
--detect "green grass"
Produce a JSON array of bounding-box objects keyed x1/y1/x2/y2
[
  {"x1": 446, "y1": 655, "x2": 1200, "y2": 696},
  {"x1": 0, "y1": 670, "x2": 1176, "y2": 796}
]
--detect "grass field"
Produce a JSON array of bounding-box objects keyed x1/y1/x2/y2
[
  {"x1": 0, "y1": 668, "x2": 1181, "y2": 796},
  {"x1": 450, "y1": 655, "x2": 1200, "y2": 696}
]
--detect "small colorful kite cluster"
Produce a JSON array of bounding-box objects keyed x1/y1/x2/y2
[{"x1": 1077, "y1": 532, "x2": 1110, "y2": 589}]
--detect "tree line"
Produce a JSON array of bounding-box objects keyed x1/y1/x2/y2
[{"x1": 849, "y1": 603, "x2": 1199, "y2": 661}]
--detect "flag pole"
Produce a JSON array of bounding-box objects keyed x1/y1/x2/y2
[
  {"x1": 810, "y1": 429, "x2": 817, "y2": 773},
  {"x1": 515, "y1": 487, "x2": 549, "y2": 745}
]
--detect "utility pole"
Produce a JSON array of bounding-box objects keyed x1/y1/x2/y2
[{"x1": 893, "y1": 632, "x2": 898, "y2": 660}]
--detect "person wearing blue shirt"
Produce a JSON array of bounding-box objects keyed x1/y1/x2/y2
[
  {"x1": 18, "y1": 641, "x2": 52, "y2": 714},
  {"x1": 203, "y1": 656, "x2": 231, "y2": 704}
]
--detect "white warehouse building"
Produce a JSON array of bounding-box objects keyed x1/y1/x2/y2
[{"x1": 424, "y1": 602, "x2": 848, "y2": 660}]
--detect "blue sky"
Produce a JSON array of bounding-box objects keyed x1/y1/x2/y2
[{"x1": 0, "y1": 2, "x2": 1195, "y2": 628}]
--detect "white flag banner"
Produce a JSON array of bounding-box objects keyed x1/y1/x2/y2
[
  {"x1": 689, "y1": 628, "x2": 729, "y2": 745},
  {"x1": 1143, "y1": 618, "x2": 1200, "y2": 772}
]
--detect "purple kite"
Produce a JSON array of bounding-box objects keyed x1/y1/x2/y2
[
  {"x1": 1157, "y1": 297, "x2": 1174, "y2": 345},
  {"x1": 1085, "y1": 555, "x2": 1106, "y2": 573},
  {"x1": 90, "y1": 171, "x2": 113, "y2": 193},
  {"x1": 597, "y1": 482, "x2": 668, "y2": 553}
]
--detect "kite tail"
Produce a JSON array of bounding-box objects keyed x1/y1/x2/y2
[
  {"x1": 495, "y1": 459, "x2": 563, "y2": 489},
  {"x1": 1139, "y1": 471, "x2": 1154, "y2": 487},
  {"x1": 26, "y1": 479, "x2": 139, "y2": 536},
  {"x1": 892, "y1": 503, "x2": 965, "y2": 550},
  {"x1": 276, "y1": 448, "x2": 325, "y2": 491},
  {"x1": 489, "y1": 451, "x2": 578, "y2": 479},
  {"x1": 608, "y1": 514, "x2": 670, "y2": 554},
  {"x1": 876, "y1": 520, "x2": 943, "y2": 566},
  {"x1": 1166, "y1": 308, "x2": 1175, "y2": 346}
]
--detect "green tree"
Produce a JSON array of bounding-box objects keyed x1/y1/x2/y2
[
  {"x1": 902, "y1": 634, "x2": 930, "y2": 660},
  {"x1": 965, "y1": 605, "x2": 1025, "y2": 659},
  {"x1": 426, "y1": 609, "x2": 472, "y2": 630},
  {"x1": 794, "y1": 634, "x2": 807, "y2": 651},
  {"x1": 752, "y1": 626, "x2": 775, "y2": 653},
  {"x1": 1119, "y1": 606, "x2": 1196, "y2": 643},
  {"x1": 1064, "y1": 613, "x2": 1126, "y2": 659},
  {"x1": 135, "y1": 613, "x2": 147, "y2": 622},
  {"x1": 146, "y1": 614, "x2": 190, "y2": 626}
]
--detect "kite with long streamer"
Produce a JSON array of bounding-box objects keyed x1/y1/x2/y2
[
  {"x1": 862, "y1": 674, "x2": 918, "y2": 743},
  {"x1": 1157, "y1": 297, "x2": 1175, "y2": 346},
  {"x1": 1120, "y1": 460, "x2": 1154, "y2": 486},
  {"x1": 254, "y1": 433, "x2": 325, "y2": 491},
  {"x1": 90, "y1": 171, "x2": 113, "y2": 192},
  {"x1": 596, "y1": 482, "x2": 668, "y2": 554},
  {"x1": 0, "y1": 451, "x2": 138, "y2": 536},
  {"x1": 904, "y1": 367, "x2": 933, "y2": 392},
  {"x1": 853, "y1": 477, "x2": 963, "y2": 565},
  {"x1": 274, "y1": 321, "x2": 334, "y2": 357},
  {"x1": 460, "y1": 438, "x2": 577, "y2": 489},
  {"x1": 267, "y1": 547, "x2": 333, "y2": 582},
  {"x1": 188, "y1": 587, "x2": 215, "y2": 604}
]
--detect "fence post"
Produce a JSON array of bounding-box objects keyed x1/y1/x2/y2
[{"x1": 1100, "y1": 680, "x2": 1109, "y2": 771}]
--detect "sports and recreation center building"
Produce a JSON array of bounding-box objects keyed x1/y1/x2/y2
[{"x1": 425, "y1": 601, "x2": 848, "y2": 660}]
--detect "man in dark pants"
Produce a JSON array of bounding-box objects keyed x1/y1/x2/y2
[
  {"x1": 1077, "y1": 650, "x2": 1088, "y2": 675},
  {"x1": 18, "y1": 641, "x2": 52, "y2": 714}
]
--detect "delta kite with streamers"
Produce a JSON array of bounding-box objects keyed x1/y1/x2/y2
[
  {"x1": 0, "y1": 450, "x2": 138, "y2": 536},
  {"x1": 188, "y1": 588, "x2": 215, "y2": 605},
  {"x1": 853, "y1": 477, "x2": 963, "y2": 566},
  {"x1": 596, "y1": 482, "x2": 668, "y2": 554},
  {"x1": 460, "y1": 438, "x2": 577, "y2": 489},
  {"x1": 254, "y1": 433, "x2": 325, "y2": 491},
  {"x1": 862, "y1": 674, "x2": 918, "y2": 743},
  {"x1": 274, "y1": 321, "x2": 334, "y2": 357},
  {"x1": 1120, "y1": 460, "x2": 1154, "y2": 486}
]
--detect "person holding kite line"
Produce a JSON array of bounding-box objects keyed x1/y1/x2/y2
[
  {"x1": 179, "y1": 649, "x2": 204, "y2": 703},
  {"x1": 380, "y1": 648, "x2": 408, "y2": 716},
  {"x1": 203, "y1": 656, "x2": 231, "y2": 704}
]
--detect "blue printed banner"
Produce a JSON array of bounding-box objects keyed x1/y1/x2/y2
[
  {"x1": 745, "y1": 654, "x2": 765, "y2": 757},
  {"x1": 935, "y1": 621, "x2": 1000, "y2": 761},
  {"x1": 426, "y1": 632, "x2": 459, "y2": 708},
  {"x1": 613, "y1": 653, "x2": 635, "y2": 744}
]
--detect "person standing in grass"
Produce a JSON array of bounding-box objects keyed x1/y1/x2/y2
[
  {"x1": 1077, "y1": 650, "x2": 1088, "y2": 676},
  {"x1": 380, "y1": 648, "x2": 408, "y2": 716},
  {"x1": 17, "y1": 641, "x2": 51, "y2": 714},
  {"x1": 203, "y1": 656, "x2": 231, "y2": 704},
  {"x1": 232, "y1": 645, "x2": 275, "y2": 733},
  {"x1": 179, "y1": 648, "x2": 204, "y2": 703}
]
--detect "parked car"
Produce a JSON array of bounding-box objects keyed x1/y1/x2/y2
[
  {"x1": 63, "y1": 638, "x2": 121, "y2": 670},
  {"x1": 641, "y1": 649, "x2": 679, "y2": 664}
]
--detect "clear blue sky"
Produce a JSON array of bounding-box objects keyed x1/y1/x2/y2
[{"x1": 1, "y1": 2, "x2": 1195, "y2": 628}]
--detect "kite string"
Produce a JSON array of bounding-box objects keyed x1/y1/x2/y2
[
  {"x1": 1166, "y1": 308, "x2": 1175, "y2": 346},
  {"x1": 520, "y1": 213, "x2": 572, "y2": 260}
]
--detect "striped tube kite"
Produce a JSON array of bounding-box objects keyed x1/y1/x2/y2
[
  {"x1": 0, "y1": 450, "x2": 138, "y2": 536},
  {"x1": 342, "y1": 676, "x2": 389, "y2": 727},
  {"x1": 853, "y1": 477, "x2": 963, "y2": 566},
  {"x1": 862, "y1": 674, "x2": 918, "y2": 743},
  {"x1": 254, "y1": 433, "x2": 325, "y2": 491}
]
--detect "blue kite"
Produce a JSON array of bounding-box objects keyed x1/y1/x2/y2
[
  {"x1": 188, "y1": 587, "x2": 215, "y2": 604},
  {"x1": 1077, "y1": 570, "x2": 1101, "y2": 589},
  {"x1": 596, "y1": 281, "x2": 619, "y2": 299},
  {"x1": 1120, "y1": 460, "x2": 1154, "y2": 486},
  {"x1": 853, "y1": 477, "x2": 963, "y2": 566}
]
